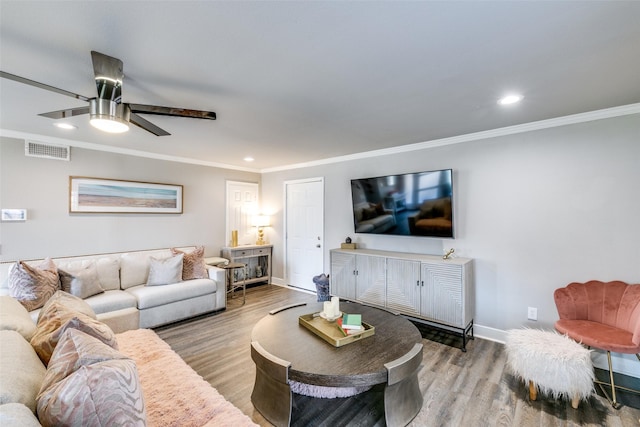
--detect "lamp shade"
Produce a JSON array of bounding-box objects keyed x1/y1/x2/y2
[{"x1": 252, "y1": 215, "x2": 271, "y2": 227}]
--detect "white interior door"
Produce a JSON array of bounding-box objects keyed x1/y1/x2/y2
[
  {"x1": 226, "y1": 181, "x2": 258, "y2": 247},
  {"x1": 285, "y1": 178, "x2": 324, "y2": 291}
]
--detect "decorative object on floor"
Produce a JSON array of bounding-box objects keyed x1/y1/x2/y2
[
  {"x1": 69, "y1": 177, "x2": 183, "y2": 214},
  {"x1": 252, "y1": 215, "x2": 271, "y2": 245},
  {"x1": 505, "y1": 328, "x2": 594, "y2": 408},
  {"x1": 554, "y1": 280, "x2": 640, "y2": 408},
  {"x1": 443, "y1": 248, "x2": 455, "y2": 260},
  {"x1": 117, "y1": 329, "x2": 258, "y2": 426},
  {"x1": 313, "y1": 273, "x2": 330, "y2": 302}
]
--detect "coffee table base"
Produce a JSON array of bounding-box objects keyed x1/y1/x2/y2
[{"x1": 251, "y1": 341, "x2": 423, "y2": 427}]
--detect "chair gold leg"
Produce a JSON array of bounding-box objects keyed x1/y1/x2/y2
[
  {"x1": 595, "y1": 351, "x2": 621, "y2": 409},
  {"x1": 529, "y1": 380, "x2": 537, "y2": 401},
  {"x1": 571, "y1": 395, "x2": 579, "y2": 409}
]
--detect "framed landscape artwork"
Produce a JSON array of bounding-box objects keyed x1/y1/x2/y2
[{"x1": 69, "y1": 177, "x2": 183, "y2": 214}]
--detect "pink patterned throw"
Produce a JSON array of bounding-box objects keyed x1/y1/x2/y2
[{"x1": 116, "y1": 329, "x2": 258, "y2": 427}]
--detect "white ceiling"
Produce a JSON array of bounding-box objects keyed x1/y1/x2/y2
[{"x1": 1, "y1": 1, "x2": 639, "y2": 171}]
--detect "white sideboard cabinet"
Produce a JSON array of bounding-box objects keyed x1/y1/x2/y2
[{"x1": 330, "y1": 248, "x2": 474, "y2": 350}]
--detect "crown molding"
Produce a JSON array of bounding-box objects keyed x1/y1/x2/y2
[
  {"x1": 3, "y1": 103, "x2": 639, "y2": 174},
  {"x1": 0, "y1": 129, "x2": 261, "y2": 173},
  {"x1": 261, "y1": 102, "x2": 640, "y2": 173}
]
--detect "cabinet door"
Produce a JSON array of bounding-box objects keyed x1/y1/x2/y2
[
  {"x1": 355, "y1": 255, "x2": 386, "y2": 306},
  {"x1": 421, "y1": 262, "x2": 463, "y2": 327},
  {"x1": 330, "y1": 252, "x2": 356, "y2": 300},
  {"x1": 386, "y1": 258, "x2": 421, "y2": 315}
]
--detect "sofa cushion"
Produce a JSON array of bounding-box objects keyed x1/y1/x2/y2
[
  {"x1": 84, "y1": 290, "x2": 138, "y2": 314},
  {"x1": 0, "y1": 330, "x2": 46, "y2": 413},
  {"x1": 8, "y1": 258, "x2": 59, "y2": 312},
  {"x1": 172, "y1": 246, "x2": 208, "y2": 280},
  {"x1": 120, "y1": 250, "x2": 169, "y2": 289},
  {"x1": 147, "y1": 253, "x2": 184, "y2": 286},
  {"x1": 37, "y1": 329, "x2": 146, "y2": 426},
  {"x1": 31, "y1": 299, "x2": 117, "y2": 365},
  {"x1": 0, "y1": 295, "x2": 37, "y2": 340},
  {"x1": 126, "y1": 278, "x2": 216, "y2": 310},
  {"x1": 59, "y1": 261, "x2": 105, "y2": 299},
  {"x1": 57, "y1": 257, "x2": 121, "y2": 291},
  {"x1": 37, "y1": 290, "x2": 96, "y2": 323},
  {"x1": 0, "y1": 403, "x2": 41, "y2": 427}
]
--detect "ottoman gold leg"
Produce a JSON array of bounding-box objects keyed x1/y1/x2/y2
[
  {"x1": 529, "y1": 381, "x2": 537, "y2": 401},
  {"x1": 571, "y1": 395, "x2": 580, "y2": 409}
]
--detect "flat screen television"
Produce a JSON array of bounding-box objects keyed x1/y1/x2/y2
[{"x1": 350, "y1": 169, "x2": 454, "y2": 238}]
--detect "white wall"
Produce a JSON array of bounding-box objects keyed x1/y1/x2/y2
[
  {"x1": 262, "y1": 114, "x2": 640, "y2": 376},
  {"x1": 0, "y1": 137, "x2": 260, "y2": 260}
]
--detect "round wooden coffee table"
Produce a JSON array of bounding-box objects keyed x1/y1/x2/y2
[{"x1": 251, "y1": 301, "x2": 423, "y2": 426}]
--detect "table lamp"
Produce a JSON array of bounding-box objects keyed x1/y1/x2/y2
[{"x1": 252, "y1": 215, "x2": 271, "y2": 245}]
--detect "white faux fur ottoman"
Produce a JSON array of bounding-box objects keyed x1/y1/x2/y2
[{"x1": 505, "y1": 329, "x2": 594, "y2": 408}]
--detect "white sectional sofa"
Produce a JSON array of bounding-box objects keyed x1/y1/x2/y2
[{"x1": 0, "y1": 246, "x2": 226, "y2": 332}]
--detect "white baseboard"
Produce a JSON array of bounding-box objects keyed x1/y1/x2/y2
[{"x1": 271, "y1": 282, "x2": 639, "y2": 379}]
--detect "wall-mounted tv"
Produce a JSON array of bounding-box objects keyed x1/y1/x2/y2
[{"x1": 350, "y1": 169, "x2": 454, "y2": 238}]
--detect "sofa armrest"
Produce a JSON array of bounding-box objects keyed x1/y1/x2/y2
[{"x1": 207, "y1": 266, "x2": 226, "y2": 290}]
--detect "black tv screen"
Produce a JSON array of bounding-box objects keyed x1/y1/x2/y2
[{"x1": 350, "y1": 169, "x2": 454, "y2": 238}]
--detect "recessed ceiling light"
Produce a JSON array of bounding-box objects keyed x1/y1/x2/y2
[
  {"x1": 54, "y1": 123, "x2": 77, "y2": 130},
  {"x1": 498, "y1": 94, "x2": 523, "y2": 106},
  {"x1": 244, "y1": 156, "x2": 255, "y2": 162}
]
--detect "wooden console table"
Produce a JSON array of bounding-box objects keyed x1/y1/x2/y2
[{"x1": 221, "y1": 244, "x2": 272, "y2": 287}]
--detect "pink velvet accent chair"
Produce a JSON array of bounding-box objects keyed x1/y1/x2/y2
[{"x1": 554, "y1": 280, "x2": 640, "y2": 408}]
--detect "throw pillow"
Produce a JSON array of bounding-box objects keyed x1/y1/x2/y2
[
  {"x1": 8, "y1": 258, "x2": 59, "y2": 312},
  {"x1": 31, "y1": 303, "x2": 117, "y2": 366},
  {"x1": 37, "y1": 329, "x2": 146, "y2": 426},
  {"x1": 0, "y1": 330, "x2": 47, "y2": 413},
  {"x1": 0, "y1": 402, "x2": 42, "y2": 427},
  {"x1": 37, "y1": 290, "x2": 96, "y2": 324},
  {"x1": 171, "y1": 246, "x2": 208, "y2": 280},
  {"x1": 58, "y1": 261, "x2": 105, "y2": 299},
  {"x1": 146, "y1": 253, "x2": 184, "y2": 286},
  {"x1": 0, "y1": 295, "x2": 37, "y2": 340}
]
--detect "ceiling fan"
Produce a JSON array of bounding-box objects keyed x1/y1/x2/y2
[{"x1": 0, "y1": 51, "x2": 216, "y2": 136}]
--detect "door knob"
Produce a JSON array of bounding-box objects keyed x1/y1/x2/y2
[{"x1": 316, "y1": 244, "x2": 321, "y2": 248}]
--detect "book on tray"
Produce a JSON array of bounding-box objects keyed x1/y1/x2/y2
[{"x1": 340, "y1": 313, "x2": 363, "y2": 331}]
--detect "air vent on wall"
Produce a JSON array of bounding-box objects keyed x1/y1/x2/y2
[{"x1": 25, "y1": 140, "x2": 70, "y2": 161}]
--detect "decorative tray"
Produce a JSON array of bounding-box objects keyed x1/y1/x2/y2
[{"x1": 298, "y1": 313, "x2": 375, "y2": 347}]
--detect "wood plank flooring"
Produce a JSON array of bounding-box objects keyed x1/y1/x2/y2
[{"x1": 155, "y1": 285, "x2": 640, "y2": 427}]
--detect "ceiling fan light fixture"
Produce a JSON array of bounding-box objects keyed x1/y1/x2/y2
[
  {"x1": 89, "y1": 98, "x2": 130, "y2": 133},
  {"x1": 90, "y1": 117, "x2": 129, "y2": 133}
]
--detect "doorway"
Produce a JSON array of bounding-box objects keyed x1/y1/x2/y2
[
  {"x1": 226, "y1": 181, "x2": 258, "y2": 247},
  {"x1": 284, "y1": 178, "x2": 324, "y2": 292}
]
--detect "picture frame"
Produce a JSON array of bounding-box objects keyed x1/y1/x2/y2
[
  {"x1": 69, "y1": 176, "x2": 183, "y2": 214},
  {"x1": 1, "y1": 209, "x2": 27, "y2": 221}
]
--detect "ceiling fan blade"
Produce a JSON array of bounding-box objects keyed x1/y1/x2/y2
[
  {"x1": 38, "y1": 106, "x2": 90, "y2": 119},
  {"x1": 129, "y1": 103, "x2": 216, "y2": 120},
  {"x1": 129, "y1": 112, "x2": 171, "y2": 136},
  {"x1": 0, "y1": 71, "x2": 91, "y2": 102},
  {"x1": 91, "y1": 51, "x2": 124, "y2": 83},
  {"x1": 91, "y1": 51, "x2": 123, "y2": 103}
]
